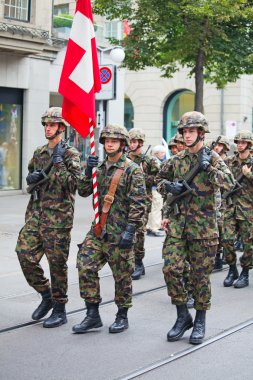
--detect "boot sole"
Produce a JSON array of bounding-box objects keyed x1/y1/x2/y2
[
  {"x1": 72, "y1": 322, "x2": 103, "y2": 333},
  {"x1": 234, "y1": 283, "x2": 249, "y2": 288},
  {"x1": 189, "y1": 336, "x2": 204, "y2": 345},
  {"x1": 167, "y1": 322, "x2": 193, "y2": 342},
  {"x1": 43, "y1": 317, "x2": 68, "y2": 328}
]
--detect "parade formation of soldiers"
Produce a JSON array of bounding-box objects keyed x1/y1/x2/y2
[{"x1": 16, "y1": 107, "x2": 253, "y2": 345}]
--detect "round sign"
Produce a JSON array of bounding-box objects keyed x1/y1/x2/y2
[{"x1": 100, "y1": 66, "x2": 112, "y2": 84}]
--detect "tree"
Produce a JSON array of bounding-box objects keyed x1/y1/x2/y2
[{"x1": 94, "y1": 0, "x2": 253, "y2": 112}]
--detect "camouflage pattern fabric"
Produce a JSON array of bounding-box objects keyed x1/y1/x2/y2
[
  {"x1": 77, "y1": 230, "x2": 135, "y2": 307},
  {"x1": 222, "y1": 154, "x2": 253, "y2": 268},
  {"x1": 16, "y1": 142, "x2": 80, "y2": 303},
  {"x1": 162, "y1": 237, "x2": 218, "y2": 310},
  {"x1": 77, "y1": 153, "x2": 146, "y2": 306},
  {"x1": 156, "y1": 148, "x2": 235, "y2": 309}
]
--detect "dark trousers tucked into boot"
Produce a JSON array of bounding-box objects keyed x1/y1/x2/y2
[
  {"x1": 31, "y1": 289, "x2": 53, "y2": 321},
  {"x1": 234, "y1": 268, "x2": 249, "y2": 288},
  {"x1": 223, "y1": 264, "x2": 239, "y2": 287},
  {"x1": 131, "y1": 259, "x2": 145, "y2": 280},
  {"x1": 43, "y1": 302, "x2": 67, "y2": 328},
  {"x1": 109, "y1": 307, "x2": 129, "y2": 333},
  {"x1": 189, "y1": 310, "x2": 206, "y2": 345},
  {"x1": 167, "y1": 304, "x2": 193, "y2": 342},
  {"x1": 72, "y1": 302, "x2": 103, "y2": 333}
]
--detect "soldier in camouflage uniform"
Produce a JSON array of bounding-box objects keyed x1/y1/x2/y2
[
  {"x1": 16, "y1": 107, "x2": 80, "y2": 328},
  {"x1": 222, "y1": 131, "x2": 253, "y2": 288},
  {"x1": 168, "y1": 137, "x2": 178, "y2": 156},
  {"x1": 127, "y1": 128, "x2": 159, "y2": 279},
  {"x1": 156, "y1": 111, "x2": 234, "y2": 345},
  {"x1": 72, "y1": 124, "x2": 146, "y2": 334},
  {"x1": 212, "y1": 136, "x2": 231, "y2": 270},
  {"x1": 174, "y1": 132, "x2": 186, "y2": 152}
]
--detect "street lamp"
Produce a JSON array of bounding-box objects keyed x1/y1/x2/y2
[{"x1": 96, "y1": 46, "x2": 125, "y2": 160}]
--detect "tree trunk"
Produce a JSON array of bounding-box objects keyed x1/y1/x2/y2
[{"x1": 194, "y1": 48, "x2": 204, "y2": 113}]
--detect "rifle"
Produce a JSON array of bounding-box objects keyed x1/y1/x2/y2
[
  {"x1": 27, "y1": 139, "x2": 69, "y2": 200},
  {"x1": 141, "y1": 145, "x2": 151, "y2": 162},
  {"x1": 166, "y1": 136, "x2": 221, "y2": 215},
  {"x1": 222, "y1": 155, "x2": 253, "y2": 201}
]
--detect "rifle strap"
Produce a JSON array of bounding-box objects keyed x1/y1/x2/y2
[{"x1": 94, "y1": 159, "x2": 129, "y2": 238}]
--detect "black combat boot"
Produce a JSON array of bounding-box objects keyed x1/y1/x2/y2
[
  {"x1": 109, "y1": 307, "x2": 129, "y2": 333},
  {"x1": 223, "y1": 264, "x2": 239, "y2": 287},
  {"x1": 167, "y1": 304, "x2": 193, "y2": 342},
  {"x1": 31, "y1": 289, "x2": 54, "y2": 321},
  {"x1": 186, "y1": 294, "x2": 195, "y2": 309},
  {"x1": 43, "y1": 302, "x2": 67, "y2": 328},
  {"x1": 189, "y1": 310, "x2": 206, "y2": 345},
  {"x1": 234, "y1": 268, "x2": 249, "y2": 288},
  {"x1": 131, "y1": 259, "x2": 145, "y2": 280},
  {"x1": 72, "y1": 302, "x2": 103, "y2": 333},
  {"x1": 213, "y1": 253, "x2": 223, "y2": 271}
]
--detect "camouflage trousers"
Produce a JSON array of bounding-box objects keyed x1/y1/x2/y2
[
  {"x1": 222, "y1": 218, "x2": 253, "y2": 268},
  {"x1": 77, "y1": 230, "x2": 135, "y2": 308},
  {"x1": 162, "y1": 236, "x2": 217, "y2": 310},
  {"x1": 16, "y1": 220, "x2": 71, "y2": 304},
  {"x1": 133, "y1": 209, "x2": 149, "y2": 261}
]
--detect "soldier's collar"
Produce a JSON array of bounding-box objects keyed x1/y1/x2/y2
[{"x1": 101, "y1": 153, "x2": 126, "y2": 168}]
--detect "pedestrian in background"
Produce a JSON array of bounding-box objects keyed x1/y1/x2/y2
[
  {"x1": 73, "y1": 124, "x2": 146, "y2": 334},
  {"x1": 16, "y1": 107, "x2": 80, "y2": 328},
  {"x1": 146, "y1": 145, "x2": 166, "y2": 237},
  {"x1": 156, "y1": 111, "x2": 234, "y2": 345},
  {"x1": 128, "y1": 128, "x2": 159, "y2": 280}
]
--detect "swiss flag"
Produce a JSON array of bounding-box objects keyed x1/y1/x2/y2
[{"x1": 58, "y1": 0, "x2": 101, "y2": 138}]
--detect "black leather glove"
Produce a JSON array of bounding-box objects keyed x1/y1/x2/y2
[
  {"x1": 53, "y1": 142, "x2": 67, "y2": 164},
  {"x1": 26, "y1": 170, "x2": 44, "y2": 185},
  {"x1": 119, "y1": 224, "x2": 136, "y2": 249},
  {"x1": 198, "y1": 148, "x2": 212, "y2": 171},
  {"x1": 165, "y1": 181, "x2": 184, "y2": 195},
  {"x1": 85, "y1": 155, "x2": 99, "y2": 178}
]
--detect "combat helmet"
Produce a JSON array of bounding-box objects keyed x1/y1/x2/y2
[
  {"x1": 99, "y1": 124, "x2": 130, "y2": 146},
  {"x1": 173, "y1": 132, "x2": 184, "y2": 144},
  {"x1": 168, "y1": 137, "x2": 177, "y2": 148},
  {"x1": 213, "y1": 135, "x2": 230, "y2": 151},
  {"x1": 129, "y1": 128, "x2": 146, "y2": 142},
  {"x1": 178, "y1": 111, "x2": 210, "y2": 134},
  {"x1": 234, "y1": 130, "x2": 253, "y2": 145},
  {"x1": 41, "y1": 107, "x2": 70, "y2": 127}
]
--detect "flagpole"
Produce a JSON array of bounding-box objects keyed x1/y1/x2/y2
[{"x1": 89, "y1": 123, "x2": 100, "y2": 226}]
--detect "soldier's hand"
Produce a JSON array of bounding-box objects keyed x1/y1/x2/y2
[
  {"x1": 242, "y1": 164, "x2": 251, "y2": 176},
  {"x1": 53, "y1": 141, "x2": 67, "y2": 164},
  {"x1": 165, "y1": 181, "x2": 184, "y2": 195},
  {"x1": 85, "y1": 155, "x2": 99, "y2": 178},
  {"x1": 198, "y1": 148, "x2": 212, "y2": 171},
  {"x1": 119, "y1": 224, "x2": 136, "y2": 249},
  {"x1": 26, "y1": 170, "x2": 44, "y2": 185},
  {"x1": 161, "y1": 219, "x2": 169, "y2": 230}
]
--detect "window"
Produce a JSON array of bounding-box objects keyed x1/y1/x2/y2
[
  {"x1": 4, "y1": 0, "x2": 30, "y2": 22},
  {"x1": 53, "y1": 4, "x2": 69, "y2": 16},
  {"x1": 105, "y1": 21, "x2": 124, "y2": 40}
]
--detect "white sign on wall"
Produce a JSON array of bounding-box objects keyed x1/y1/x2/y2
[{"x1": 226, "y1": 120, "x2": 237, "y2": 139}]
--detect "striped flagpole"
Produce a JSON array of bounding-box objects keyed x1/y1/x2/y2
[{"x1": 89, "y1": 124, "x2": 99, "y2": 225}]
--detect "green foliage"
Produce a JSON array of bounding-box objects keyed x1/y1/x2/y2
[
  {"x1": 53, "y1": 14, "x2": 73, "y2": 28},
  {"x1": 94, "y1": 0, "x2": 253, "y2": 106}
]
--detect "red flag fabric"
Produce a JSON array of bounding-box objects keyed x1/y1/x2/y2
[
  {"x1": 123, "y1": 19, "x2": 131, "y2": 37},
  {"x1": 58, "y1": 0, "x2": 101, "y2": 138}
]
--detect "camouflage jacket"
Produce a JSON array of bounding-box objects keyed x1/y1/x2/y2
[
  {"x1": 127, "y1": 151, "x2": 159, "y2": 211},
  {"x1": 78, "y1": 154, "x2": 147, "y2": 243},
  {"x1": 25, "y1": 142, "x2": 80, "y2": 229},
  {"x1": 156, "y1": 148, "x2": 235, "y2": 239},
  {"x1": 224, "y1": 154, "x2": 253, "y2": 221}
]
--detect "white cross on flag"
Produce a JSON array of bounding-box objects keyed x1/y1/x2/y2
[{"x1": 58, "y1": 0, "x2": 101, "y2": 138}]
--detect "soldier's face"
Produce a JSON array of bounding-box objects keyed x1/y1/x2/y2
[
  {"x1": 44, "y1": 122, "x2": 60, "y2": 139},
  {"x1": 104, "y1": 138, "x2": 121, "y2": 154},
  {"x1": 176, "y1": 142, "x2": 185, "y2": 151},
  {"x1": 170, "y1": 146, "x2": 178, "y2": 155},
  {"x1": 214, "y1": 143, "x2": 224, "y2": 155},
  {"x1": 183, "y1": 127, "x2": 198, "y2": 147},
  {"x1": 129, "y1": 139, "x2": 139, "y2": 151},
  {"x1": 237, "y1": 140, "x2": 249, "y2": 152}
]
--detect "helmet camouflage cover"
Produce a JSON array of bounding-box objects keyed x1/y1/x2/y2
[
  {"x1": 213, "y1": 135, "x2": 230, "y2": 151},
  {"x1": 168, "y1": 137, "x2": 177, "y2": 147},
  {"x1": 234, "y1": 130, "x2": 253, "y2": 145},
  {"x1": 41, "y1": 107, "x2": 70, "y2": 127},
  {"x1": 129, "y1": 128, "x2": 146, "y2": 142},
  {"x1": 178, "y1": 111, "x2": 210, "y2": 134},
  {"x1": 173, "y1": 132, "x2": 184, "y2": 144},
  {"x1": 99, "y1": 124, "x2": 130, "y2": 146}
]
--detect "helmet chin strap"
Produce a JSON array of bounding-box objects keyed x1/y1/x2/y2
[
  {"x1": 105, "y1": 142, "x2": 126, "y2": 157},
  {"x1": 45, "y1": 126, "x2": 63, "y2": 141},
  {"x1": 184, "y1": 133, "x2": 202, "y2": 148}
]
